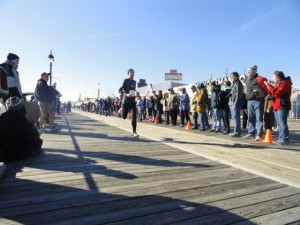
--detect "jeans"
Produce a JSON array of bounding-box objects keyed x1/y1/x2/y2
[
  {"x1": 230, "y1": 105, "x2": 241, "y2": 135},
  {"x1": 247, "y1": 98, "x2": 264, "y2": 137},
  {"x1": 274, "y1": 110, "x2": 289, "y2": 142},
  {"x1": 212, "y1": 108, "x2": 221, "y2": 130}
]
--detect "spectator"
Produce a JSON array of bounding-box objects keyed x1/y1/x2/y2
[
  {"x1": 219, "y1": 80, "x2": 232, "y2": 134},
  {"x1": 196, "y1": 83, "x2": 210, "y2": 131},
  {"x1": 179, "y1": 87, "x2": 191, "y2": 127},
  {"x1": 136, "y1": 96, "x2": 144, "y2": 122},
  {"x1": 147, "y1": 96, "x2": 155, "y2": 121},
  {"x1": 228, "y1": 72, "x2": 244, "y2": 137},
  {"x1": 265, "y1": 71, "x2": 292, "y2": 145},
  {"x1": 0, "y1": 97, "x2": 43, "y2": 162},
  {"x1": 209, "y1": 81, "x2": 222, "y2": 132},
  {"x1": 264, "y1": 94, "x2": 275, "y2": 131},
  {"x1": 243, "y1": 65, "x2": 268, "y2": 141},
  {"x1": 161, "y1": 91, "x2": 170, "y2": 125},
  {"x1": 0, "y1": 53, "x2": 22, "y2": 100},
  {"x1": 156, "y1": 90, "x2": 163, "y2": 124},
  {"x1": 190, "y1": 85, "x2": 199, "y2": 129},
  {"x1": 168, "y1": 88, "x2": 179, "y2": 126},
  {"x1": 34, "y1": 72, "x2": 57, "y2": 133}
]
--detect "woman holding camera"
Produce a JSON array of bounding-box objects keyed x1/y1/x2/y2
[{"x1": 265, "y1": 71, "x2": 292, "y2": 145}]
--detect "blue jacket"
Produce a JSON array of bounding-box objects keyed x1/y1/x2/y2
[
  {"x1": 180, "y1": 88, "x2": 190, "y2": 111},
  {"x1": 34, "y1": 78, "x2": 55, "y2": 103}
]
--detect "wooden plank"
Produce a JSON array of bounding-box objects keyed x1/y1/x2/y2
[{"x1": 233, "y1": 206, "x2": 300, "y2": 225}]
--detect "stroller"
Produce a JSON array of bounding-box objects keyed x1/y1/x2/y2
[{"x1": 23, "y1": 92, "x2": 41, "y2": 129}]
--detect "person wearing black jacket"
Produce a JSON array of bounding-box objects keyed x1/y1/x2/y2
[
  {"x1": 156, "y1": 90, "x2": 163, "y2": 124},
  {"x1": 209, "y1": 82, "x2": 222, "y2": 132},
  {"x1": 0, "y1": 97, "x2": 43, "y2": 162},
  {"x1": 119, "y1": 69, "x2": 139, "y2": 138},
  {"x1": 34, "y1": 72, "x2": 56, "y2": 133},
  {"x1": 219, "y1": 81, "x2": 232, "y2": 134},
  {"x1": 0, "y1": 53, "x2": 22, "y2": 100}
]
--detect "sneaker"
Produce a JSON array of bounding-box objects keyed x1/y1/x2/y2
[
  {"x1": 229, "y1": 133, "x2": 241, "y2": 137},
  {"x1": 255, "y1": 136, "x2": 263, "y2": 141},
  {"x1": 274, "y1": 140, "x2": 289, "y2": 145},
  {"x1": 243, "y1": 134, "x2": 254, "y2": 139},
  {"x1": 209, "y1": 129, "x2": 215, "y2": 132},
  {"x1": 132, "y1": 132, "x2": 139, "y2": 138},
  {"x1": 50, "y1": 127, "x2": 57, "y2": 133},
  {"x1": 0, "y1": 162, "x2": 6, "y2": 178},
  {"x1": 38, "y1": 127, "x2": 45, "y2": 134}
]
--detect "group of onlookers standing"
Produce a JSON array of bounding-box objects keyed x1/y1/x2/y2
[{"x1": 131, "y1": 65, "x2": 293, "y2": 146}]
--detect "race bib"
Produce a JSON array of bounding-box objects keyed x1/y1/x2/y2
[{"x1": 129, "y1": 90, "x2": 135, "y2": 96}]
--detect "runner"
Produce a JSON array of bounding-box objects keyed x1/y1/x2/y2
[{"x1": 119, "y1": 69, "x2": 139, "y2": 138}]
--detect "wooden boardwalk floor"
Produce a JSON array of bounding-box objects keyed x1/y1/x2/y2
[{"x1": 1, "y1": 112, "x2": 300, "y2": 225}]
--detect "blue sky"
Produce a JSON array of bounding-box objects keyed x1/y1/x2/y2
[{"x1": 1, "y1": 0, "x2": 299, "y2": 101}]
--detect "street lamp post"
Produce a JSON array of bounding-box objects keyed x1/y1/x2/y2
[
  {"x1": 97, "y1": 82, "x2": 100, "y2": 99},
  {"x1": 48, "y1": 50, "x2": 54, "y2": 86}
]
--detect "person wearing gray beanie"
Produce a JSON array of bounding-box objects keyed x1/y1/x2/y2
[
  {"x1": 248, "y1": 65, "x2": 258, "y2": 72},
  {"x1": 243, "y1": 65, "x2": 268, "y2": 141}
]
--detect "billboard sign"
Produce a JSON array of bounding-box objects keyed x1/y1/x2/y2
[{"x1": 165, "y1": 69, "x2": 182, "y2": 81}]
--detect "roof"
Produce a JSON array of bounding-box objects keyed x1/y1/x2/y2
[{"x1": 136, "y1": 81, "x2": 187, "y2": 96}]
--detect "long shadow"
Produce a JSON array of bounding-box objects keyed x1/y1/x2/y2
[
  {"x1": 57, "y1": 130, "x2": 154, "y2": 143},
  {"x1": 161, "y1": 137, "x2": 300, "y2": 151},
  {"x1": 0, "y1": 175, "x2": 258, "y2": 225},
  {"x1": 46, "y1": 149, "x2": 211, "y2": 168}
]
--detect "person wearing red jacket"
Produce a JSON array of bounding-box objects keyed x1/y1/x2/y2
[{"x1": 265, "y1": 71, "x2": 292, "y2": 145}]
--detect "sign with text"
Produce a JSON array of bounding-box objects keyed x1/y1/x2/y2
[{"x1": 165, "y1": 69, "x2": 182, "y2": 81}]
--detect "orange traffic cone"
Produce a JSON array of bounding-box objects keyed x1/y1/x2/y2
[
  {"x1": 155, "y1": 116, "x2": 159, "y2": 124},
  {"x1": 186, "y1": 121, "x2": 192, "y2": 129},
  {"x1": 264, "y1": 129, "x2": 273, "y2": 143}
]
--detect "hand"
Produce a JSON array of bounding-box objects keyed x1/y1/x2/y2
[{"x1": 264, "y1": 80, "x2": 273, "y2": 87}]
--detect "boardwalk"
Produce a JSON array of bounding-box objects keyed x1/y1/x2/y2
[{"x1": 1, "y1": 111, "x2": 300, "y2": 225}]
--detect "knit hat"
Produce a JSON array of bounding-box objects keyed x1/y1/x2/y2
[
  {"x1": 6, "y1": 96, "x2": 24, "y2": 111},
  {"x1": 197, "y1": 83, "x2": 205, "y2": 89},
  {"x1": 248, "y1": 65, "x2": 257, "y2": 72},
  {"x1": 7, "y1": 53, "x2": 19, "y2": 61}
]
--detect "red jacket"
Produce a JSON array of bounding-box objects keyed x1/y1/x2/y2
[{"x1": 267, "y1": 77, "x2": 292, "y2": 110}]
